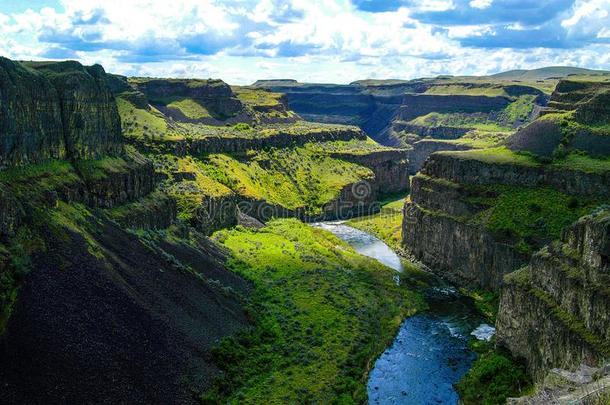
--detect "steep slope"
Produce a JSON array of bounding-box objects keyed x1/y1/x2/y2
[
  {"x1": 114, "y1": 81, "x2": 410, "y2": 231},
  {"x1": 0, "y1": 58, "x2": 123, "y2": 167},
  {"x1": 403, "y1": 81, "x2": 610, "y2": 290},
  {"x1": 497, "y1": 208, "x2": 610, "y2": 381},
  {"x1": 0, "y1": 59, "x2": 250, "y2": 404},
  {"x1": 508, "y1": 78, "x2": 610, "y2": 158},
  {"x1": 403, "y1": 148, "x2": 609, "y2": 290}
]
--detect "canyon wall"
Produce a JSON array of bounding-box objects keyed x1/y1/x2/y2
[
  {"x1": 0, "y1": 58, "x2": 123, "y2": 167},
  {"x1": 403, "y1": 150, "x2": 610, "y2": 290},
  {"x1": 497, "y1": 209, "x2": 610, "y2": 381}
]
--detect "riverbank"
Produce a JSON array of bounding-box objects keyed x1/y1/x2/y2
[
  {"x1": 350, "y1": 197, "x2": 532, "y2": 404},
  {"x1": 319, "y1": 222, "x2": 490, "y2": 404},
  {"x1": 201, "y1": 219, "x2": 425, "y2": 404},
  {"x1": 346, "y1": 195, "x2": 407, "y2": 253}
]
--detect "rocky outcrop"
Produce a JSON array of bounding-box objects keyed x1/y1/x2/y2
[
  {"x1": 28, "y1": 61, "x2": 124, "y2": 160},
  {"x1": 255, "y1": 79, "x2": 543, "y2": 148},
  {"x1": 508, "y1": 364, "x2": 610, "y2": 404},
  {"x1": 0, "y1": 58, "x2": 66, "y2": 167},
  {"x1": 507, "y1": 120, "x2": 563, "y2": 157},
  {"x1": 137, "y1": 126, "x2": 367, "y2": 155},
  {"x1": 511, "y1": 80, "x2": 610, "y2": 157},
  {"x1": 403, "y1": 150, "x2": 610, "y2": 289},
  {"x1": 0, "y1": 58, "x2": 123, "y2": 168},
  {"x1": 421, "y1": 152, "x2": 610, "y2": 197},
  {"x1": 193, "y1": 194, "x2": 239, "y2": 235},
  {"x1": 392, "y1": 122, "x2": 470, "y2": 139},
  {"x1": 403, "y1": 174, "x2": 528, "y2": 289},
  {"x1": 107, "y1": 191, "x2": 177, "y2": 231},
  {"x1": 134, "y1": 78, "x2": 243, "y2": 119},
  {"x1": 395, "y1": 94, "x2": 510, "y2": 122},
  {"x1": 330, "y1": 149, "x2": 410, "y2": 195},
  {"x1": 497, "y1": 209, "x2": 610, "y2": 382},
  {"x1": 408, "y1": 140, "x2": 471, "y2": 173}
]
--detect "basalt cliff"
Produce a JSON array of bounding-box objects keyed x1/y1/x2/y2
[{"x1": 402, "y1": 77, "x2": 610, "y2": 397}]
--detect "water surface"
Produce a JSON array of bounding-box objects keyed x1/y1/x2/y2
[{"x1": 316, "y1": 221, "x2": 493, "y2": 405}]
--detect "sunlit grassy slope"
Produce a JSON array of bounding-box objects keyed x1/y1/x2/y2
[
  {"x1": 204, "y1": 219, "x2": 424, "y2": 404},
  {"x1": 347, "y1": 196, "x2": 406, "y2": 250},
  {"x1": 200, "y1": 145, "x2": 374, "y2": 213}
]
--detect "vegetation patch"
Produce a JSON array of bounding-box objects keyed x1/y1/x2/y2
[
  {"x1": 199, "y1": 145, "x2": 373, "y2": 214},
  {"x1": 469, "y1": 185, "x2": 603, "y2": 254},
  {"x1": 441, "y1": 147, "x2": 541, "y2": 167},
  {"x1": 233, "y1": 87, "x2": 284, "y2": 107},
  {"x1": 166, "y1": 97, "x2": 212, "y2": 119},
  {"x1": 410, "y1": 112, "x2": 507, "y2": 132},
  {"x1": 456, "y1": 344, "x2": 531, "y2": 405},
  {"x1": 116, "y1": 97, "x2": 177, "y2": 142},
  {"x1": 424, "y1": 84, "x2": 508, "y2": 97},
  {"x1": 203, "y1": 219, "x2": 424, "y2": 404},
  {"x1": 347, "y1": 196, "x2": 406, "y2": 251}
]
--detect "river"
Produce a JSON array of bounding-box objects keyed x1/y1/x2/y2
[{"x1": 314, "y1": 222, "x2": 495, "y2": 405}]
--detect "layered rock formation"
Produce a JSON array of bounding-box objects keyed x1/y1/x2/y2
[
  {"x1": 407, "y1": 139, "x2": 471, "y2": 173},
  {"x1": 0, "y1": 58, "x2": 65, "y2": 167},
  {"x1": 403, "y1": 150, "x2": 610, "y2": 290},
  {"x1": 159, "y1": 125, "x2": 367, "y2": 156},
  {"x1": 0, "y1": 58, "x2": 124, "y2": 168},
  {"x1": 329, "y1": 149, "x2": 410, "y2": 195},
  {"x1": 420, "y1": 152, "x2": 610, "y2": 197},
  {"x1": 134, "y1": 78, "x2": 244, "y2": 120},
  {"x1": 512, "y1": 80, "x2": 610, "y2": 157},
  {"x1": 497, "y1": 209, "x2": 610, "y2": 381},
  {"x1": 255, "y1": 79, "x2": 546, "y2": 149},
  {"x1": 403, "y1": 172, "x2": 529, "y2": 289}
]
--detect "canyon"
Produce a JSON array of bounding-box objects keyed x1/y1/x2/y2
[{"x1": 0, "y1": 56, "x2": 609, "y2": 404}]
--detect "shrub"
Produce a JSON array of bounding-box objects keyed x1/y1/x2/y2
[{"x1": 455, "y1": 351, "x2": 530, "y2": 405}]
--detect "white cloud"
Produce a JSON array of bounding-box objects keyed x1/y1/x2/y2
[
  {"x1": 0, "y1": 0, "x2": 608, "y2": 84},
  {"x1": 469, "y1": 0, "x2": 493, "y2": 10}
]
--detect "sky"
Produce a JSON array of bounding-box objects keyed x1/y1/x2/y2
[{"x1": 0, "y1": 0, "x2": 609, "y2": 84}]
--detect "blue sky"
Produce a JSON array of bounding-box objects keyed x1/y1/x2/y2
[{"x1": 0, "y1": 0, "x2": 609, "y2": 84}]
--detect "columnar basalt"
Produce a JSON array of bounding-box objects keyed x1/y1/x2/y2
[{"x1": 496, "y1": 209, "x2": 610, "y2": 381}]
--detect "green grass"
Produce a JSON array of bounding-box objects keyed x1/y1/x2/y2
[
  {"x1": 166, "y1": 98, "x2": 212, "y2": 119},
  {"x1": 204, "y1": 219, "x2": 424, "y2": 404},
  {"x1": 498, "y1": 95, "x2": 537, "y2": 124},
  {"x1": 424, "y1": 85, "x2": 508, "y2": 97},
  {"x1": 0, "y1": 160, "x2": 80, "y2": 201},
  {"x1": 310, "y1": 138, "x2": 396, "y2": 155},
  {"x1": 116, "y1": 97, "x2": 177, "y2": 141},
  {"x1": 408, "y1": 94, "x2": 536, "y2": 132},
  {"x1": 347, "y1": 196, "x2": 406, "y2": 251},
  {"x1": 410, "y1": 112, "x2": 507, "y2": 132},
  {"x1": 452, "y1": 130, "x2": 513, "y2": 148},
  {"x1": 456, "y1": 348, "x2": 531, "y2": 405},
  {"x1": 553, "y1": 153, "x2": 610, "y2": 173},
  {"x1": 233, "y1": 87, "x2": 284, "y2": 107},
  {"x1": 470, "y1": 185, "x2": 603, "y2": 254},
  {"x1": 200, "y1": 145, "x2": 373, "y2": 214},
  {"x1": 441, "y1": 147, "x2": 540, "y2": 167}
]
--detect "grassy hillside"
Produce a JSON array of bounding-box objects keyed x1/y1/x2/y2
[
  {"x1": 200, "y1": 146, "x2": 374, "y2": 213},
  {"x1": 347, "y1": 196, "x2": 406, "y2": 250},
  {"x1": 204, "y1": 219, "x2": 424, "y2": 404},
  {"x1": 490, "y1": 66, "x2": 610, "y2": 81}
]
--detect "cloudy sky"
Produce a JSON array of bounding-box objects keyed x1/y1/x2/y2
[{"x1": 1, "y1": 0, "x2": 609, "y2": 84}]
